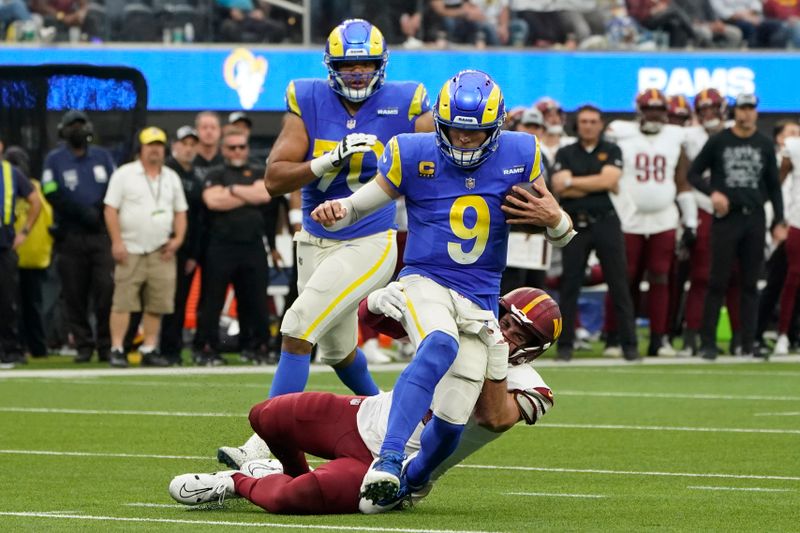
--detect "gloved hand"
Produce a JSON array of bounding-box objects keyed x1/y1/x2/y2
[
  {"x1": 310, "y1": 133, "x2": 378, "y2": 176},
  {"x1": 680, "y1": 227, "x2": 697, "y2": 250},
  {"x1": 367, "y1": 281, "x2": 407, "y2": 321}
]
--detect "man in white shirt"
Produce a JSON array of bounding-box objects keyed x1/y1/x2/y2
[{"x1": 104, "y1": 127, "x2": 188, "y2": 367}]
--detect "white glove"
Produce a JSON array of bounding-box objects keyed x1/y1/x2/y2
[
  {"x1": 367, "y1": 282, "x2": 407, "y2": 321},
  {"x1": 310, "y1": 133, "x2": 378, "y2": 177}
]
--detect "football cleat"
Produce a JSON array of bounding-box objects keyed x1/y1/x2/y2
[
  {"x1": 359, "y1": 453, "x2": 420, "y2": 514},
  {"x1": 168, "y1": 471, "x2": 238, "y2": 506},
  {"x1": 773, "y1": 334, "x2": 790, "y2": 356},
  {"x1": 358, "y1": 451, "x2": 404, "y2": 511},
  {"x1": 217, "y1": 433, "x2": 271, "y2": 469},
  {"x1": 239, "y1": 458, "x2": 284, "y2": 478}
]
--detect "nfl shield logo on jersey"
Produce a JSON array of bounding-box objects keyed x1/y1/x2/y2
[
  {"x1": 346, "y1": 118, "x2": 357, "y2": 130},
  {"x1": 465, "y1": 177, "x2": 476, "y2": 190}
]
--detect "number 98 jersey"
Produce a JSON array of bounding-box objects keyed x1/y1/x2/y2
[
  {"x1": 286, "y1": 79, "x2": 430, "y2": 239},
  {"x1": 379, "y1": 130, "x2": 543, "y2": 314}
]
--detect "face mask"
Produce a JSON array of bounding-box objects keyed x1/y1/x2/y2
[
  {"x1": 546, "y1": 124, "x2": 564, "y2": 136},
  {"x1": 65, "y1": 124, "x2": 92, "y2": 149}
]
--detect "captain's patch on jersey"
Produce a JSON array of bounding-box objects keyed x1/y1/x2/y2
[{"x1": 418, "y1": 161, "x2": 435, "y2": 177}]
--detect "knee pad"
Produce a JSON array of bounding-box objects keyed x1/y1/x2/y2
[
  {"x1": 406, "y1": 331, "x2": 459, "y2": 388},
  {"x1": 248, "y1": 399, "x2": 272, "y2": 435},
  {"x1": 279, "y1": 306, "x2": 305, "y2": 339},
  {"x1": 319, "y1": 348, "x2": 350, "y2": 366}
]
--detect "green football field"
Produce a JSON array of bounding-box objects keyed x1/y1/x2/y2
[{"x1": 2, "y1": 356, "x2": 799, "y2": 532}]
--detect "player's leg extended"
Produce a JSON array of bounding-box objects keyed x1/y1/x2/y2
[
  {"x1": 273, "y1": 230, "x2": 397, "y2": 397},
  {"x1": 405, "y1": 334, "x2": 487, "y2": 488},
  {"x1": 233, "y1": 456, "x2": 371, "y2": 514},
  {"x1": 362, "y1": 276, "x2": 459, "y2": 503}
]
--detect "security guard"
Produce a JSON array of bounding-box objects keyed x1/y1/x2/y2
[
  {"x1": 0, "y1": 157, "x2": 41, "y2": 367},
  {"x1": 42, "y1": 110, "x2": 117, "y2": 363},
  {"x1": 550, "y1": 104, "x2": 639, "y2": 361}
]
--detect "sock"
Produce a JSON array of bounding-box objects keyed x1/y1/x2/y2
[
  {"x1": 268, "y1": 352, "x2": 310, "y2": 398},
  {"x1": 111, "y1": 346, "x2": 124, "y2": 352},
  {"x1": 380, "y1": 331, "x2": 459, "y2": 455},
  {"x1": 406, "y1": 415, "x2": 464, "y2": 487},
  {"x1": 334, "y1": 348, "x2": 379, "y2": 396},
  {"x1": 139, "y1": 345, "x2": 156, "y2": 355}
]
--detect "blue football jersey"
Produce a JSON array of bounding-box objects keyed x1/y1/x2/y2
[
  {"x1": 379, "y1": 131, "x2": 543, "y2": 314},
  {"x1": 286, "y1": 79, "x2": 429, "y2": 239}
]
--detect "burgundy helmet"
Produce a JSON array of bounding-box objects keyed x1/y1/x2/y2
[{"x1": 499, "y1": 287, "x2": 562, "y2": 364}]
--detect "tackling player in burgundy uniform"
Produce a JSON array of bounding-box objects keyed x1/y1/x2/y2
[
  {"x1": 604, "y1": 88, "x2": 693, "y2": 357},
  {"x1": 168, "y1": 286, "x2": 559, "y2": 514}
]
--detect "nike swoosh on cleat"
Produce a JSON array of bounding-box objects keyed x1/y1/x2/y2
[{"x1": 178, "y1": 483, "x2": 212, "y2": 499}]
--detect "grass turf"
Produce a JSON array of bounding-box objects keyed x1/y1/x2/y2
[{"x1": 1, "y1": 358, "x2": 799, "y2": 532}]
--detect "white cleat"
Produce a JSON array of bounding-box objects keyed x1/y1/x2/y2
[
  {"x1": 362, "y1": 338, "x2": 392, "y2": 364},
  {"x1": 773, "y1": 334, "x2": 790, "y2": 356},
  {"x1": 239, "y1": 458, "x2": 284, "y2": 479},
  {"x1": 657, "y1": 338, "x2": 677, "y2": 357},
  {"x1": 603, "y1": 345, "x2": 622, "y2": 358},
  {"x1": 217, "y1": 433, "x2": 271, "y2": 469},
  {"x1": 168, "y1": 471, "x2": 238, "y2": 506}
]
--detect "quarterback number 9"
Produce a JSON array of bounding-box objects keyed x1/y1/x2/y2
[{"x1": 447, "y1": 195, "x2": 490, "y2": 265}]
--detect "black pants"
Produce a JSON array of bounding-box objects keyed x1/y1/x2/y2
[
  {"x1": 756, "y1": 243, "x2": 800, "y2": 344},
  {"x1": 559, "y1": 212, "x2": 637, "y2": 352},
  {"x1": 501, "y1": 267, "x2": 546, "y2": 296},
  {"x1": 159, "y1": 253, "x2": 196, "y2": 358},
  {"x1": 701, "y1": 210, "x2": 765, "y2": 353},
  {"x1": 18, "y1": 267, "x2": 48, "y2": 357},
  {"x1": 55, "y1": 232, "x2": 114, "y2": 355},
  {"x1": 196, "y1": 241, "x2": 270, "y2": 352},
  {"x1": 0, "y1": 248, "x2": 23, "y2": 358}
]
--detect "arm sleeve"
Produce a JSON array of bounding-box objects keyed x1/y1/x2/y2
[
  {"x1": 204, "y1": 168, "x2": 224, "y2": 189},
  {"x1": 378, "y1": 136, "x2": 405, "y2": 194},
  {"x1": 688, "y1": 136, "x2": 714, "y2": 195},
  {"x1": 764, "y1": 140, "x2": 784, "y2": 225},
  {"x1": 407, "y1": 83, "x2": 430, "y2": 124},
  {"x1": 172, "y1": 173, "x2": 189, "y2": 212},
  {"x1": 607, "y1": 143, "x2": 624, "y2": 169},
  {"x1": 357, "y1": 298, "x2": 408, "y2": 339},
  {"x1": 15, "y1": 168, "x2": 33, "y2": 197},
  {"x1": 103, "y1": 171, "x2": 123, "y2": 208}
]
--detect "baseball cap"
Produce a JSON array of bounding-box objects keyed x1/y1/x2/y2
[
  {"x1": 139, "y1": 127, "x2": 167, "y2": 145},
  {"x1": 176, "y1": 125, "x2": 199, "y2": 141},
  {"x1": 520, "y1": 107, "x2": 545, "y2": 126},
  {"x1": 228, "y1": 111, "x2": 252, "y2": 127},
  {"x1": 734, "y1": 93, "x2": 758, "y2": 108},
  {"x1": 59, "y1": 109, "x2": 89, "y2": 129}
]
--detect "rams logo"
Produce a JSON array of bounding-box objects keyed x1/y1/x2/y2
[
  {"x1": 224, "y1": 48, "x2": 268, "y2": 110},
  {"x1": 418, "y1": 161, "x2": 435, "y2": 177}
]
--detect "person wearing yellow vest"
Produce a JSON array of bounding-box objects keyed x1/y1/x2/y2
[
  {"x1": 7, "y1": 145, "x2": 53, "y2": 359},
  {"x1": 0, "y1": 151, "x2": 41, "y2": 367}
]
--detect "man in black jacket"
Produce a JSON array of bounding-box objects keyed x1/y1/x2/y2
[{"x1": 688, "y1": 93, "x2": 784, "y2": 359}]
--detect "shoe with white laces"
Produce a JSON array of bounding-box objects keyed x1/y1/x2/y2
[
  {"x1": 359, "y1": 451, "x2": 404, "y2": 511},
  {"x1": 168, "y1": 470, "x2": 238, "y2": 506},
  {"x1": 773, "y1": 334, "x2": 790, "y2": 356},
  {"x1": 217, "y1": 433, "x2": 271, "y2": 469},
  {"x1": 359, "y1": 453, "x2": 419, "y2": 514},
  {"x1": 239, "y1": 458, "x2": 284, "y2": 478},
  {"x1": 362, "y1": 338, "x2": 392, "y2": 364}
]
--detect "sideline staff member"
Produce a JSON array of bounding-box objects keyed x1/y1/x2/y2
[
  {"x1": 42, "y1": 110, "x2": 117, "y2": 363},
  {"x1": 550, "y1": 104, "x2": 639, "y2": 361},
  {"x1": 194, "y1": 128, "x2": 273, "y2": 365},
  {"x1": 688, "y1": 93, "x2": 784, "y2": 359}
]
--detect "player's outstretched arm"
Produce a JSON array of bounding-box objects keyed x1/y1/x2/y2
[
  {"x1": 472, "y1": 379, "x2": 521, "y2": 433},
  {"x1": 311, "y1": 174, "x2": 399, "y2": 230}
]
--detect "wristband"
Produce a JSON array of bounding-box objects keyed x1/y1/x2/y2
[
  {"x1": 288, "y1": 208, "x2": 303, "y2": 226},
  {"x1": 546, "y1": 211, "x2": 572, "y2": 241},
  {"x1": 310, "y1": 153, "x2": 335, "y2": 178}
]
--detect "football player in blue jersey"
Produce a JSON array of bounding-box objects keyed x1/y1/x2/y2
[
  {"x1": 216, "y1": 18, "x2": 433, "y2": 468},
  {"x1": 311, "y1": 69, "x2": 576, "y2": 512}
]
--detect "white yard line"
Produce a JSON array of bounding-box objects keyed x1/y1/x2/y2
[
  {"x1": 754, "y1": 412, "x2": 800, "y2": 416},
  {"x1": 536, "y1": 423, "x2": 800, "y2": 435},
  {"x1": 124, "y1": 503, "x2": 186, "y2": 509},
  {"x1": 0, "y1": 406, "x2": 239, "y2": 417},
  {"x1": 458, "y1": 464, "x2": 800, "y2": 481},
  {"x1": 2, "y1": 449, "x2": 798, "y2": 482},
  {"x1": 0, "y1": 449, "x2": 207, "y2": 460},
  {"x1": 503, "y1": 492, "x2": 606, "y2": 498},
  {"x1": 558, "y1": 391, "x2": 800, "y2": 402},
  {"x1": 0, "y1": 511, "x2": 497, "y2": 533},
  {"x1": 687, "y1": 486, "x2": 795, "y2": 493}
]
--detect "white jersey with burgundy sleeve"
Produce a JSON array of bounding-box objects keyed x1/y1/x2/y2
[
  {"x1": 783, "y1": 137, "x2": 800, "y2": 229},
  {"x1": 683, "y1": 125, "x2": 714, "y2": 214},
  {"x1": 355, "y1": 364, "x2": 553, "y2": 480},
  {"x1": 605, "y1": 119, "x2": 640, "y2": 143},
  {"x1": 613, "y1": 124, "x2": 685, "y2": 235}
]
